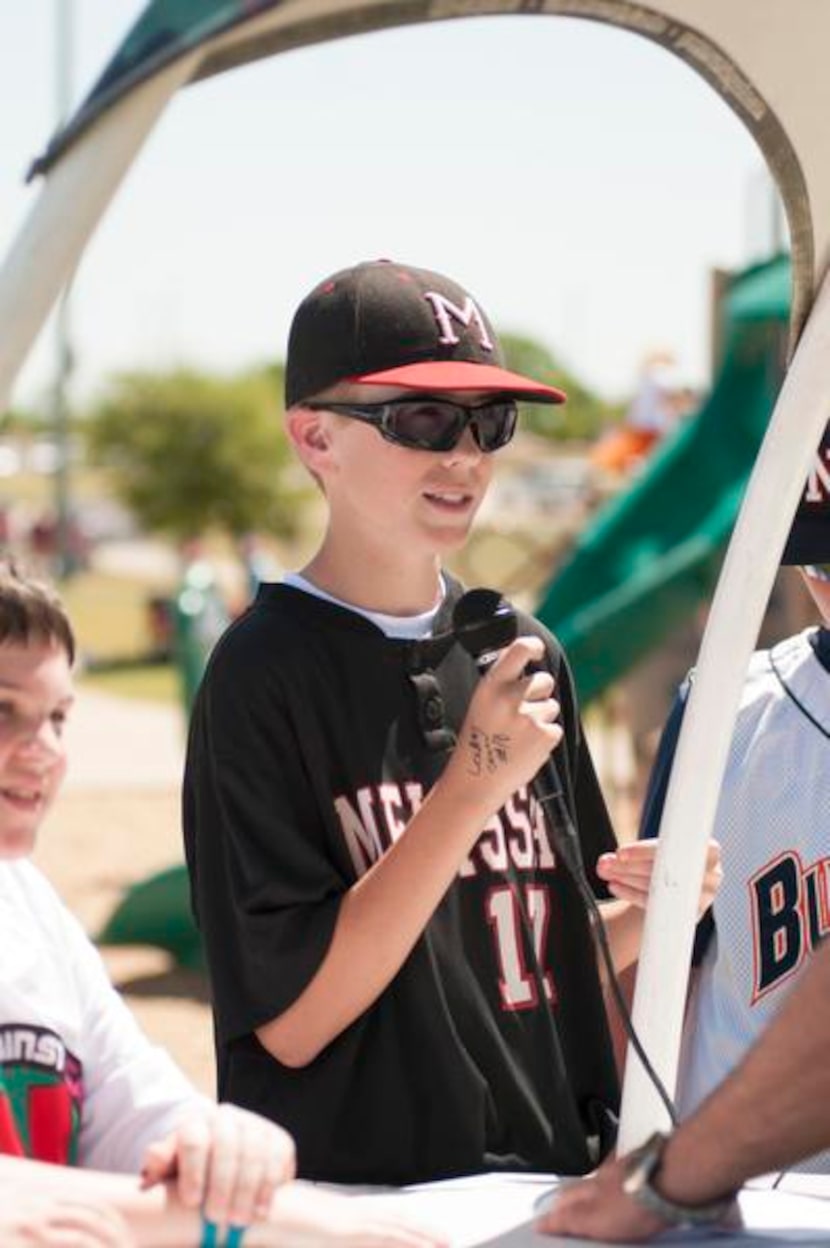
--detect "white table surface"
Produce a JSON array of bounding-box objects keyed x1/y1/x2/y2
[{"x1": 339, "y1": 1172, "x2": 830, "y2": 1246}]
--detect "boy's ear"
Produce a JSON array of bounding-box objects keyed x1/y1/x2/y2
[{"x1": 285, "y1": 405, "x2": 335, "y2": 472}]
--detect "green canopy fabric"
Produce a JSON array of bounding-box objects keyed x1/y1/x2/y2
[
  {"x1": 535, "y1": 253, "x2": 791, "y2": 705},
  {"x1": 30, "y1": 1, "x2": 280, "y2": 177},
  {"x1": 28, "y1": 0, "x2": 427, "y2": 179}
]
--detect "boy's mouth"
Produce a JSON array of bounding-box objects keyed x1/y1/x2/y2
[
  {"x1": 423, "y1": 489, "x2": 474, "y2": 510},
  {"x1": 0, "y1": 786, "x2": 44, "y2": 809}
]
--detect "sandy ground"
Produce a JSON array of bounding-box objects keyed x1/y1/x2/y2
[
  {"x1": 31, "y1": 690, "x2": 217, "y2": 1097},
  {"x1": 34, "y1": 788, "x2": 216, "y2": 1097}
]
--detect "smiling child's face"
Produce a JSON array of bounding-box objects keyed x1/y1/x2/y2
[{"x1": 0, "y1": 640, "x2": 73, "y2": 859}]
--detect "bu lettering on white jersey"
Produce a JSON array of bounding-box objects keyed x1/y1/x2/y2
[{"x1": 750, "y1": 849, "x2": 830, "y2": 1001}]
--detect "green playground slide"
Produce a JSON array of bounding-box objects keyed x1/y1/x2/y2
[
  {"x1": 535, "y1": 253, "x2": 791, "y2": 704},
  {"x1": 98, "y1": 255, "x2": 791, "y2": 969},
  {"x1": 98, "y1": 863, "x2": 205, "y2": 970}
]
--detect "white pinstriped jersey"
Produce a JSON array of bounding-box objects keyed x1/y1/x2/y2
[{"x1": 671, "y1": 631, "x2": 830, "y2": 1170}]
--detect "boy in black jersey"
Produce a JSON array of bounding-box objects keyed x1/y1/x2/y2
[{"x1": 183, "y1": 260, "x2": 720, "y2": 1185}]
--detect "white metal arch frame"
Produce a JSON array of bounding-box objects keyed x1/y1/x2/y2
[
  {"x1": 4, "y1": 1, "x2": 828, "y2": 399},
  {"x1": 1, "y1": 0, "x2": 829, "y2": 1153}
]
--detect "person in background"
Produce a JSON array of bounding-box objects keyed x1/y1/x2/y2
[
  {"x1": 590, "y1": 350, "x2": 691, "y2": 476},
  {"x1": 236, "y1": 532, "x2": 282, "y2": 611}
]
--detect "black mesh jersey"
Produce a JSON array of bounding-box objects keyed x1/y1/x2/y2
[{"x1": 183, "y1": 576, "x2": 620, "y2": 1185}]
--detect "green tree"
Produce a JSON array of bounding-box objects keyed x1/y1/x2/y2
[
  {"x1": 500, "y1": 332, "x2": 619, "y2": 440},
  {"x1": 85, "y1": 368, "x2": 300, "y2": 541}
]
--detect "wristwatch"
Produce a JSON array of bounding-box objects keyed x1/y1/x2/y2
[{"x1": 622, "y1": 1131, "x2": 739, "y2": 1227}]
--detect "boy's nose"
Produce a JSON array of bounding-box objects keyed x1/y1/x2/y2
[
  {"x1": 442, "y1": 425, "x2": 483, "y2": 463},
  {"x1": 17, "y1": 719, "x2": 63, "y2": 761}
]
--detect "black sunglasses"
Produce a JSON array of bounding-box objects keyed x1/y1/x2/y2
[{"x1": 307, "y1": 396, "x2": 518, "y2": 453}]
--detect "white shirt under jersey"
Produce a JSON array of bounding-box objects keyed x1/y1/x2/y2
[
  {"x1": 0, "y1": 859, "x2": 205, "y2": 1170},
  {"x1": 678, "y1": 629, "x2": 830, "y2": 1171},
  {"x1": 282, "y1": 572, "x2": 445, "y2": 639}
]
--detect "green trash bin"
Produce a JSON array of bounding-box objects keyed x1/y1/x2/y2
[
  {"x1": 173, "y1": 557, "x2": 230, "y2": 717},
  {"x1": 97, "y1": 559, "x2": 230, "y2": 970}
]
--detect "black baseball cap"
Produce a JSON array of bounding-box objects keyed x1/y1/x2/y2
[
  {"x1": 781, "y1": 422, "x2": 830, "y2": 564},
  {"x1": 285, "y1": 259, "x2": 566, "y2": 408}
]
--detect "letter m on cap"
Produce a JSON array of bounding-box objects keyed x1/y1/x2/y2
[{"x1": 423, "y1": 292, "x2": 494, "y2": 352}]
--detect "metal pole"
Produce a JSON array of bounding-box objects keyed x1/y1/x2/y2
[{"x1": 52, "y1": 0, "x2": 74, "y2": 579}]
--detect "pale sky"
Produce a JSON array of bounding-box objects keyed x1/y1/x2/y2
[{"x1": 0, "y1": 2, "x2": 783, "y2": 412}]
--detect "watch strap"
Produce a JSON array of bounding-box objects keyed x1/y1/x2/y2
[{"x1": 623, "y1": 1131, "x2": 738, "y2": 1227}]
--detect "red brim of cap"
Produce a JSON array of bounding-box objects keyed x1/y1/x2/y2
[{"x1": 348, "y1": 361, "x2": 566, "y2": 404}]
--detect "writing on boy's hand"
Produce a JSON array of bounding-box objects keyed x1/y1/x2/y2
[{"x1": 466, "y1": 726, "x2": 511, "y2": 776}]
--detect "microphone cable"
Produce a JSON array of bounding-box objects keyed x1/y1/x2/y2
[
  {"x1": 536, "y1": 786, "x2": 679, "y2": 1128},
  {"x1": 453, "y1": 587, "x2": 679, "y2": 1129}
]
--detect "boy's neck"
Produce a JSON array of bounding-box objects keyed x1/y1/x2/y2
[{"x1": 301, "y1": 546, "x2": 444, "y2": 617}]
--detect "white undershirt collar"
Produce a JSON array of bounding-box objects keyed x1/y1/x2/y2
[{"x1": 282, "y1": 572, "x2": 445, "y2": 640}]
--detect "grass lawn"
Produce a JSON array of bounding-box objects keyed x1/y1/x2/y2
[
  {"x1": 79, "y1": 661, "x2": 180, "y2": 705},
  {"x1": 61, "y1": 569, "x2": 159, "y2": 662},
  {"x1": 60, "y1": 568, "x2": 181, "y2": 704}
]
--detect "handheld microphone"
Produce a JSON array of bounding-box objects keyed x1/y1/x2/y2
[{"x1": 452, "y1": 587, "x2": 517, "y2": 670}]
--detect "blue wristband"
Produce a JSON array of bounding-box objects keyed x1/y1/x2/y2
[
  {"x1": 225, "y1": 1229, "x2": 246, "y2": 1248},
  {"x1": 200, "y1": 1218, "x2": 219, "y2": 1248}
]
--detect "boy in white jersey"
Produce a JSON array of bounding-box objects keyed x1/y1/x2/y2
[
  {"x1": 541, "y1": 427, "x2": 830, "y2": 1240},
  {"x1": 632, "y1": 423, "x2": 830, "y2": 1172}
]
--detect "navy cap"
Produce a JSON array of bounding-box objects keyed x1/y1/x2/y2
[{"x1": 781, "y1": 422, "x2": 830, "y2": 565}]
